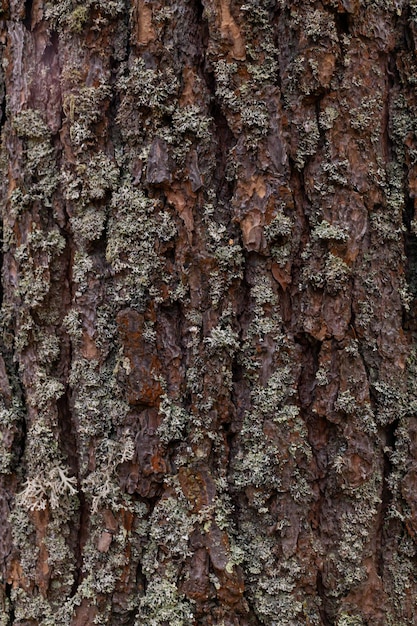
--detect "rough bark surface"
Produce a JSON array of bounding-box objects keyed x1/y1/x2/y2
[{"x1": 1, "y1": 0, "x2": 417, "y2": 624}]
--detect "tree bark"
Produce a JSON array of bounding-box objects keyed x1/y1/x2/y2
[{"x1": 1, "y1": 1, "x2": 417, "y2": 624}]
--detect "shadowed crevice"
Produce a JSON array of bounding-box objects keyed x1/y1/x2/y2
[
  {"x1": 5, "y1": 582, "x2": 14, "y2": 624},
  {"x1": 376, "y1": 418, "x2": 399, "y2": 579},
  {"x1": 316, "y1": 571, "x2": 332, "y2": 626},
  {"x1": 334, "y1": 11, "x2": 351, "y2": 37},
  {"x1": 23, "y1": 0, "x2": 33, "y2": 30},
  {"x1": 402, "y1": 196, "x2": 417, "y2": 331}
]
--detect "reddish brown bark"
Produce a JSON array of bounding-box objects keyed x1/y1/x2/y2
[{"x1": 1, "y1": 1, "x2": 417, "y2": 625}]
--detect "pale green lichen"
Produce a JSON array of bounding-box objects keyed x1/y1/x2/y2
[
  {"x1": 334, "y1": 390, "x2": 376, "y2": 435},
  {"x1": 69, "y1": 358, "x2": 130, "y2": 438},
  {"x1": 62, "y1": 308, "x2": 83, "y2": 342},
  {"x1": 82, "y1": 435, "x2": 134, "y2": 513},
  {"x1": 106, "y1": 182, "x2": 176, "y2": 303},
  {"x1": 264, "y1": 212, "x2": 293, "y2": 242},
  {"x1": 329, "y1": 474, "x2": 382, "y2": 601},
  {"x1": 70, "y1": 206, "x2": 107, "y2": 243},
  {"x1": 294, "y1": 116, "x2": 320, "y2": 169},
  {"x1": 12, "y1": 109, "x2": 50, "y2": 139},
  {"x1": 336, "y1": 614, "x2": 365, "y2": 626},
  {"x1": 170, "y1": 105, "x2": 212, "y2": 142},
  {"x1": 311, "y1": 219, "x2": 349, "y2": 242},
  {"x1": 323, "y1": 253, "x2": 351, "y2": 293},
  {"x1": 66, "y1": 5, "x2": 89, "y2": 32},
  {"x1": 45, "y1": 0, "x2": 125, "y2": 30},
  {"x1": 157, "y1": 395, "x2": 191, "y2": 444},
  {"x1": 135, "y1": 575, "x2": 195, "y2": 626},
  {"x1": 117, "y1": 58, "x2": 179, "y2": 122},
  {"x1": 0, "y1": 394, "x2": 24, "y2": 474},
  {"x1": 204, "y1": 324, "x2": 240, "y2": 356},
  {"x1": 213, "y1": 60, "x2": 239, "y2": 112},
  {"x1": 31, "y1": 371, "x2": 65, "y2": 411},
  {"x1": 17, "y1": 465, "x2": 77, "y2": 512},
  {"x1": 11, "y1": 110, "x2": 59, "y2": 205},
  {"x1": 319, "y1": 106, "x2": 339, "y2": 130},
  {"x1": 371, "y1": 380, "x2": 405, "y2": 425}
]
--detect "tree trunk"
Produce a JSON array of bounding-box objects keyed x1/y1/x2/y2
[{"x1": 1, "y1": 1, "x2": 417, "y2": 624}]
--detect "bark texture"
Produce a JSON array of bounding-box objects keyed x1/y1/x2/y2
[{"x1": 1, "y1": 0, "x2": 417, "y2": 624}]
